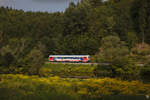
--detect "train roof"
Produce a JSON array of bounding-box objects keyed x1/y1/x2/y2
[{"x1": 49, "y1": 55, "x2": 90, "y2": 57}]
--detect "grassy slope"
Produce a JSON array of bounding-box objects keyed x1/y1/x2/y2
[{"x1": 40, "y1": 63, "x2": 97, "y2": 77}]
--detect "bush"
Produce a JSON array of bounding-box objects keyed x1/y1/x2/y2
[
  {"x1": 131, "y1": 43, "x2": 150, "y2": 64},
  {"x1": 140, "y1": 66, "x2": 150, "y2": 81},
  {"x1": 24, "y1": 48, "x2": 44, "y2": 75},
  {"x1": 0, "y1": 52, "x2": 16, "y2": 68},
  {"x1": 93, "y1": 65, "x2": 114, "y2": 77},
  {"x1": 95, "y1": 36, "x2": 129, "y2": 64},
  {"x1": 94, "y1": 60, "x2": 140, "y2": 80},
  {"x1": 140, "y1": 66, "x2": 150, "y2": 76}
]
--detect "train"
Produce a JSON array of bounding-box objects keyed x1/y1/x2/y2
[{"x1": 49, "y1": 55, "x2": 90, "y2": 63}]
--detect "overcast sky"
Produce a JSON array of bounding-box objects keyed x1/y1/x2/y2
[{"x1": 0, "y1": 0, "x2": 78, "y2": 12}]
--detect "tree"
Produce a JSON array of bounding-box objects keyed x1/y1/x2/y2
[
  {"x1": 0, "y1": 31, "x2": 3, "y2": 45},
  {"x1": 131, "y1": 43, "x2": 150, "y2": 64},
  {"x1": 88, "y1": 0, "x2": 103, "y2": 8},
  {"x1": 96, "y1": 36, "x2": 129, "y2": 65},
  {"x1": 24, "y1": 48, "x2": 44, "y2": 75},
  {"x1": 88, "y1": 4, "x2": 116, "y2": 42},
  {"x1": 63, "y1": 2, "x2": 90, "y2": 36},
  {"x1": 131, "y1": 0, "x2": 150, "y2": 44},
  {"x1": 0, "y1": 52, "x2": 15, "y2": 67},
  {"x1": 139, "y1": 0, "x2": 147, "y2": 43},
  {"x1": 94, "y1": 36, "x2": 140, "y2": 79},
  {"x1": 127, "y1": 31, "x2": 138, "y2": 49}
]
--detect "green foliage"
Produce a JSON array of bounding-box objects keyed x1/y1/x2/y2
[
  {"x1": 88, "y1": 0, "x2": 103, "y2": 8},
  {"x1": 131, "y1": 43, "x2": 150, "y2": 64},
  {"x1": 24, "y1": 48, "x2": 44, "y2": 75},
  {"x1": 127, "y1": 31, "x2": 138, "y2": 49},
  {"x1": 96, "y1": 36, "x2": 129, "y2": 65},
  {"x1": 0, "y1": 0, "x2": 149, "y2": 56},
  {"x1": 140, "y1": 60, "x2": 150, "y2": 81},
  {"x1": 140, "y1": 66, "x2": 150, "y2": 80},
  {"x1": 0, "y1": 0, "x2": 150, "y2": 79},
  {"x1": 94, "y1": 60, "x2": 140, "y2": 80},
  {"x1": 40, "y1": 63, "x2": 96, "y2": 77},
  {"x1": 1, "y1": 1, "x2": 150, "y2": 99},
  {"x1": 132, "y1": 43, "x2": 150, "y2": 56},
  {"x1": 0, "y1": 74, "x2": 150, "y2": 100},
  {"x1": 131, "y1": 0, "x2": 150, "y2": 43},
  {"x1": 94, "y1": 36, "x2": 141, "y2": 79},
  {"x1": 0, "y1": 52, "x2": 15, "y2": 67},
  {"x1": 40, "y1": 63, "x2": 142, "y2": 80},
  {"x1": 1, "y1": 0, "x2": 149, "y2": 58}
]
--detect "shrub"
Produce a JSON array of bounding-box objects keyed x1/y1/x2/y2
[
  {"x1": 93, "y1": 65, "x2": 114, "y2": 77},
  {"x1": 96, "y1": 36, "x2": 129, "y2": 64},
  {"x1": 140, "y1": 66, "x2": 150, "y2": 81},
  {"x1": 131, "y1": 43, "x2": 150, "y2": 64},
  {"x1": 24, "y1": 48, "x2": 44, "y2": 75},
  {"x1": 140, "y1": 66, "x2": 150, "y2": 76},
  {"x1": 94, "y1": 59, "x2": 140, "y2": 80}
]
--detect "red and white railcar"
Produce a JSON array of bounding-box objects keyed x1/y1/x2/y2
[{"x1": 49, "y1": 55, "x2": 90, "y2": 63}]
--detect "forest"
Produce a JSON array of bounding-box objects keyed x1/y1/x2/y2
[
  {"x1": 0, "y1": 0, "x2": 150, "y2": 74},
  {"x1": 0, "y1": 0, "x2": 150, "y2": 100}
]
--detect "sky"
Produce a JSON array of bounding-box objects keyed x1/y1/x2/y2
[{"x1": 0, "y1": 0, "x2": 79, "y2": 12}]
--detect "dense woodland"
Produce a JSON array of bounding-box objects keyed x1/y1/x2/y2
[
  {"x1": 0, "y1": 0, "x2": 150, "y2": 76},
  {"x1": 1, "y1": 1, "x2": 150, "y2": 99}
]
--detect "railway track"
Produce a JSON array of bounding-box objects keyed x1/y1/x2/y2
[
  {"x1": 46, "y1": 62, "x2": 109, "y2": 65},
  {"x1": 45, "y1": 62, "x2": 144, "y2": 66}
]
